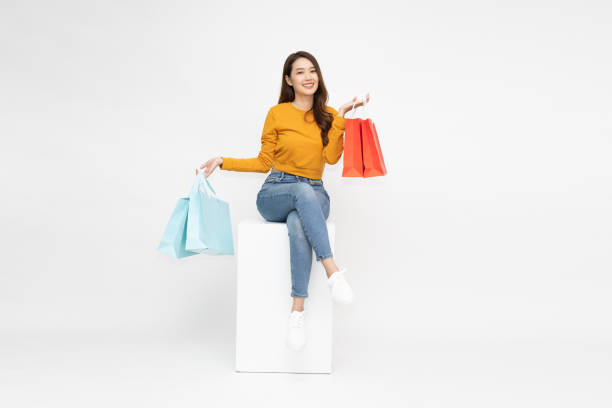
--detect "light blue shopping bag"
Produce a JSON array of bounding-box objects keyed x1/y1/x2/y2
[
  {"x1": 185, "y1": 173, "x2": 235, "y2": 255},
  {"x1": 157, "y1": 197, "x2": 199, "y2": 259}
]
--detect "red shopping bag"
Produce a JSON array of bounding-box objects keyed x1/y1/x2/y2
[
  {"x1": 361, "y1": 118, "x2": 387, "y2": 177},
  {"x1": 342, "y1": 117, "x2": 364, "y2": 177}
]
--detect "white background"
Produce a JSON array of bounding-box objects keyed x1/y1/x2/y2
[{"x1": 1, "y1": 0, "x2": 611, "y2": 406}]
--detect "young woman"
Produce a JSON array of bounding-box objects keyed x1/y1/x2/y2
[{"x1": 196, "y1": 51, "x2": 369, "y2": 351}]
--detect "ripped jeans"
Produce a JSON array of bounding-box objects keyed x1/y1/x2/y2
[{"x1": 255, "y1": 169, "x2": 332, "y2": 298}]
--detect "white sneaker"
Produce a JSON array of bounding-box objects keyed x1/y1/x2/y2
[
  {"x1": 286, "y1": 310, "x2": 306, "y2": 351},
  {"x1": 327, "y1": 268, "x2": 355, "y2": 304}
]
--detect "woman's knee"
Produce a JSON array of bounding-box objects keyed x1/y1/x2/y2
[
  {"x1": 256, "y1": 193, "x2": 284, "y2": 222},
  {"x1": 255, "y1": 196, "x2": 270, "y2": 221}
]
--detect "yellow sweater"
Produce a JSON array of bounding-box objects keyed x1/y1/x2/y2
[{"x1": 220, "y1": 102, "x2": 346, "y2": 179}]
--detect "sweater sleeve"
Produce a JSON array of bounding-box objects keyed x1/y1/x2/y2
[
  {"x1": 220, "y1": 107, "x2": 277, "y2": 173},
  {"x1": 322, "y1": 107, "x2": 346, "y2": 165}
]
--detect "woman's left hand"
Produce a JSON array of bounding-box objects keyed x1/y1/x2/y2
[{"x1": 338, "y1": 93, "x2": 370, "y2": 117}]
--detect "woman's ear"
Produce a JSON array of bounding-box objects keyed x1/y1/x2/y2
[{"x1": 284, "y1": 74, "x2": 292, "y2": 87}]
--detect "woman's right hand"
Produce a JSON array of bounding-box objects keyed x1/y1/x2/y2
[{"x1": 196, "y1": 157, "x2": 223, "y2": 178}]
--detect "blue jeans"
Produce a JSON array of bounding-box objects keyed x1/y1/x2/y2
[{"x1": 256, "y1": 169, "x2": 332, "y2": 298}]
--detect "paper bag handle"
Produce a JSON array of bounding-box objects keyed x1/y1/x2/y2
[
  {"x1": 346, "y1": 92, "x2": 370, "y2": 119},
  {"x1": 190, "y1": 173, "x2": 217, "y2": 197}
]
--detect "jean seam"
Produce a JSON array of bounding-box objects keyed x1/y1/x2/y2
[
  {"x1": 292, "y1": 192, "x2": 330, "y2": 261},
  {"x1": 257, "y1": 190, "x2": 331, "y2": 260}
]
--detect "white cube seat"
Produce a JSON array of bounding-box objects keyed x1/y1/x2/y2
[{"x1": 235, "y1": 218, "x2": 335, "y2": 374}]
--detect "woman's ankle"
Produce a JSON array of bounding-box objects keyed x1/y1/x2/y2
[{"x1": 326, "y1": 267, "x2": 341, "y2": 278}]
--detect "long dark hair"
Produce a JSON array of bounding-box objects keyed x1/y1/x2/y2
[{"x1": 278, "y1": 51, "x2": 333, "y2": 147}]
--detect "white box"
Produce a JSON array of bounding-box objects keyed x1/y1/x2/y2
[{"x1": 235, "y1": 218, "x2": 335, "y2": 374}]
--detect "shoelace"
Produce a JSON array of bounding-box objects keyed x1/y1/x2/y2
[
  {"x1": 290, "y1": 312, "x2": 304, "y2": 328},
  {"x1": 328, "y1": 271, "x2": 345, "y2": 287}
]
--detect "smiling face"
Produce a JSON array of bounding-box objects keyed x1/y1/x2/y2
[{"x1": 284, "y1": 57, "x2": 319, "y2": 97}]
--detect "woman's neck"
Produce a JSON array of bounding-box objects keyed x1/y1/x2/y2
[{"x1": 292, "y1": 94, "x2": 314, "y2": 111}]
